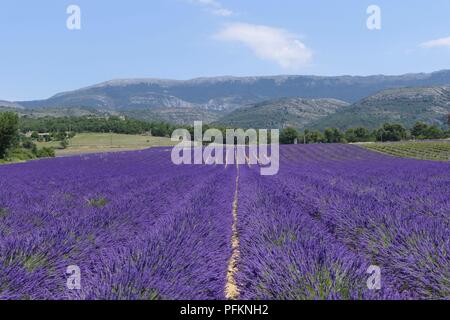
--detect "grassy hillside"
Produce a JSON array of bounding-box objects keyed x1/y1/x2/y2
[
  {"x1": 5, "y1": 105, "x2": 221, "y2": 126},
  {"x1": 216, "y1": 98, "x2": 349, "y2": 129},
  {"x1": 310, "y1": 86, "x2": 450, "y2": 130},
  {"x1": 361, "y1": 141, "x2": 450, "y2": 161},
  {"x1": 124, "y1": 107, "x2": 222, "y2": 125},
  {"x1": 37, "y1": 133, "x2": 176, "y2": 156},
  {"x1": 1, "y1": 106, "x2": 119, "y2": 118}
]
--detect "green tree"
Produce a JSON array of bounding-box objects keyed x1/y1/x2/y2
[
  {"x1": 54, "y1": 131, "x2": 67, "y2": 141},
  {"x1": 411, "y1": 122, "x2": 428, "y2": 139},
  {"x1": 424, "y1": 125, "x2": 444, "y2": 139},
  {"x1": 375, "y1": 123, "x2": 407, "y2": 142},
  {"x1": 60, "y1": 139, "x2": 69, "y2": 149},
  {"x1": 324, "y1": 127, "x2": 344, "y2": 143},
  {"x1": 410, "y1": 122, "x2": 443, "y2": 140},
  {"x1": 345, "y1": 127, "x2": 373, "y2": 143},
  {"x1": 302, "y1": 129, "x2": 325, "y2": 144},
  {"x1": 21, "y1": 137, "x2": 38, "y2": 154},
  {"x1": 280, "y1": 127, "x2": 300, "y2": 144},
  {"x1": 0, "y1": 112, "x2": 19, "y2": 158},
  {"x1": 68, "y1": 131, "x2": 76, "y2": 139}
]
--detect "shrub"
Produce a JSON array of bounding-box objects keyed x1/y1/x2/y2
[
  {"x1": 7, "y1": 148, "x2": 36, "y2": 161},
  {"x1": 36, "y1": 147, "x2": 55, "y2": 158},
  {"x1": 60, "y1": 139, "x2": 69, "y2": 149}
]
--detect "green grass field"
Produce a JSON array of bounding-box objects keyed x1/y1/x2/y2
[
  {"x1": 36, "y1": 133, "x2": 177, "y2": 156},
  {"x1": 362, "y1": 140, "x2": 450, "y2": 161}
]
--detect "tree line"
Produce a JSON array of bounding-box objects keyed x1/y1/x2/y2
[
  {"x1": 279, "y1": 122, "x2": 450, "y2": 144},
  {"x1": 0, "y1": 112, "x2": 54, "y2": 162},
  {"x1": 18, "y1": 115, "x2": 234, "y2": 143},
  {"x1": 2, "y1": 111, "x2": 450, "y2": 162},
  {"x1": 19, "y1": 116, "x2": 177, "y2": 137},
  {"x1": 18, "y1": 115, "x2": 450, "y2": 145}
]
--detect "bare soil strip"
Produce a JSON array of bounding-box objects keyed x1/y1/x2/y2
[
  {"x1": 225, "y1": 148, "x2": 240, "y2": 300},
  {"x1": 225, "y1": 150, "x2": 229, "y2": 169},
  {"x1": 245, "y1": 155, "x2": 252, "y2": 168}
]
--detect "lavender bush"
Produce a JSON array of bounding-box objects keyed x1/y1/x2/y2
[
  {"x1": 0, "y1": 149, "x2": 235, "y2": 299},
  {"x1": 236, "y1": 145, "x2": 449, "y2": 300},
  {"x1": 0, "y1": 145, "x2": 448, "y2": 299}
]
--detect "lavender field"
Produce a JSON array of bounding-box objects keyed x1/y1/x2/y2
[{"x1": 0, "y1": 145, "x2": 449, "y2": 300}]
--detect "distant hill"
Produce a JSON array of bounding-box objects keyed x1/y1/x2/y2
[
  {"x1": 0, "y1": 100, "x2": 24, "y2": 109},
  {"x1": 13, "y1": 70, "x2": 450, "y2": 112},
  {"x1": 0, "y1": 106, "x2": 120, "y2": 118},
  {"x1": 309, "y1": 86, "x2": 450, "y2": 130},
  {"x1": 215, "y1": 98, "x2": 350, "y2": 129},
  {"x1": 123, "y1": 107, "x2": 222, "y2": 125},
  {"x1": 0, "y1": 105, "x2": 220, "y2": 125},
  {"x1": 2, "y1": 70, "x2": 450, "y2": 129}
]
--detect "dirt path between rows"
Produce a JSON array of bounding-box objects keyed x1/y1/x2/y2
[{"x1": 225, "y1": 150, "x2": 240, "y2": 300}]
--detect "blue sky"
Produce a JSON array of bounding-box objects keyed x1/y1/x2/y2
[{"x1": 1, "y1": 0, "x2": 450, "y2": 100}]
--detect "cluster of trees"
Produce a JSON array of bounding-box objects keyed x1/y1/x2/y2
[
  {"x1": 29, "y1": 131, "x2": 76, "y2": 142},
  {"x1": 410, "y1": 122, "x2": 448, "y2": 140},
  {"x1": 0, "y1": 112, "x2": 54, "y2": 162},
  {"x1": 19, "y1": 116, "x2": 234, "y2": 143},
  {"x1": 280, "y1": 122, "x2": 450, "y2": 144},
  {"x1": 18, "y1": 136, "x2": 55, "y2": 158},
  {"x1": 19, "y1": 116, "x2": 176, "y2": 137},
  {"x1": 27, "y1": 131, "x2": 76, "y2": 150},
  {"x1": 5, "y1": 112, "x2": 450, "y2": 155}
]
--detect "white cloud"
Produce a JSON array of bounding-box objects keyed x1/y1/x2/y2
[
  {"x1": 214, "y1": 23, "x2": 313, "y2": 70},
  {"x1": 420, "y1": 36, "x2": 450, "y2": 49},
  {"x1": 189, "y1": 0, "x2": 233, "y2": 17}
]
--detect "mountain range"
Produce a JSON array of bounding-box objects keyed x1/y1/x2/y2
[
  {"x1": 2, "y1": 70, "x2": 450, "y2": 130},
  {"x1": 309, "y1": 86, "x2": 450, "y2": 130},
  {"x1": 216, "y1": 98, "x2": 350, "y2": 129}
]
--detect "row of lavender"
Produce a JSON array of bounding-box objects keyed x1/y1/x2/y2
[
  {"x1": 0, "y1": 148, "x2": 236, "y2": 299},
  {"x1": 236, "y1": 144, "x2": 449, "y2": 299},
  {"x1": 0, "y1": 144, "x2": 448, "y2": 299}
]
